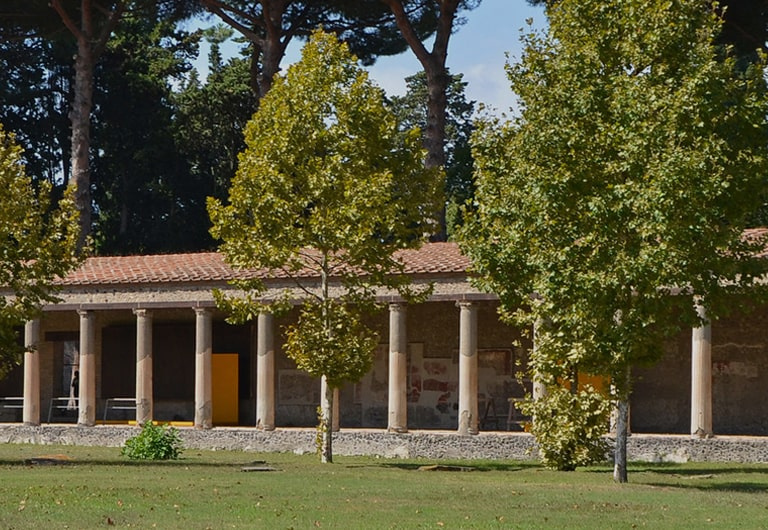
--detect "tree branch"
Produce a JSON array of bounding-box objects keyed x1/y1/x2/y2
[{"x1": 202, "y1": 0, "x2": 265, "y2": 44}]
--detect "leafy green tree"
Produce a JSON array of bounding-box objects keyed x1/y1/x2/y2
[
  {"x1": 527, "y1": 0, "x2": 768, "y2": 66},
  {"x1": 0, "y1": 124, "x2": 81, "y2": 377},
  {"x1": 390, "y1": 70, "x2": 475, "y2": 239},
  {"x1": 3, "y1": 0, "x2": 200, "y2": 250},
  {"x1": 462, "y1": 0, "x2": 768, "y2": 482},
  {"x1": 90, "y1": 15, "x2": 204, "y2": 254},
  {"x1": 0, "y1": 34, "x2": 73, "y2": 191},
  {"x1": 172, "y1": 27, "x2": 257, "y2": 249},
  {"x1": 209, "y1": 30, "x2": 440, "y2": 463}
]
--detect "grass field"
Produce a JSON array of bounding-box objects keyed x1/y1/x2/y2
[{"x1": 1, "y1": 444, "x2": 768, "y2": 528}]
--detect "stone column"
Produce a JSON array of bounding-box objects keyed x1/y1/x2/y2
[
  {"x1": 194, "y1": 308, "x2": 213, "y2": 429},
  {"x1": 256, "y1": 311, "x2": 275, "y2": 430},
  {"x1": 78, "y1": 310, "x2": 96, "y2": 426},
  {"x1": 457, "y1": 301, "x2": 478, "y2": 435},
  {"x1": 691, "y1": 300, "x2": 713, "y2": 438},
  {"x1": 387, "y1": 302, "x2": 408, "y2": 433},
  {"x1": 23, "y1": 319, "x2": 41, "y2": 425},
  {"x1": 332, "y1": 388, "x2": 340, "y2": 432},
  {"x1": 134, "y1": 309, "x2": 153, "y2": 425}
]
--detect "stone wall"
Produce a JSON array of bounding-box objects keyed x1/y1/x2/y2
[{"x1": 2, "y1": 424, "x2": 768, "y2": 463}]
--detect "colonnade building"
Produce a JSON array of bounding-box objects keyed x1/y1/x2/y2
[{"x1": 1, "y1": 242, "x2": 765, "y2": 437}]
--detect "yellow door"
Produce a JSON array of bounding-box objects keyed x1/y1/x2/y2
[{"x1": 212, "y1": 354, "x2": 239, "y2": 426}]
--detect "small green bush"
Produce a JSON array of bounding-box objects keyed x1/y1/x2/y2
[
  {"x1": 121, "y1": 422, "x2": 183, "y2": 460},
  {"x1": 520, "y1": 385, "x2": 610, "y2": 471}
]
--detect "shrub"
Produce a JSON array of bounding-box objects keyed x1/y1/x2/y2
[
  {"x1": 520, "y1": 385, "x2": 610, "y2": 471},
  {"x1": 121, "y1": 422, "x2": 183, "y2": 460}
]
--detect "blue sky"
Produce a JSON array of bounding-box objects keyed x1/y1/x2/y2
[{"x1": 193, "y1": 0, "x2": 547, "y2": 114}]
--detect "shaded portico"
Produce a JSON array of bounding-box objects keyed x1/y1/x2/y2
[{"x1": 5, "y1": 243, "x2": 767, "y2": 437}]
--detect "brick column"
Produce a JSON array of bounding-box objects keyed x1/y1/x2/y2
[
  {"x1": 134, "y1": 309, "x2": 153, "y2": 425},
  {"x1": 457, "y1": 301, "x2": 478, "y2": 435},
  {"x1": 387, "y1": 302, "x2": 408, "y2": 433},
  {"x1": 23, "y1": 319, "x2": 41, "y2": 425},
  {"x1": 78, "y1": 310, "x2": 96, "y2": 426},
  {"x1": 256, "y1": 311, "x2": 275, "y2": 430},
  {"x1": 194, "y1": 308, "x2": 213, "y2": 429},
  {"x1": 691, "y1": 300, "x2": 712, "y2": 437}
]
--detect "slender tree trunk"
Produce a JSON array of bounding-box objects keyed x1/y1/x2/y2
[
  {"x1": 204, "y1": 0, "x2": 290, "y2": 104},
  {"x1": 424, "y1": 65, "x2": 449, "y2": 240},
  {"x1": 613, "y1": 398, "x2": 629, "y2": 483},
  {"x1": 259, "y1": 0, "x2": 288, "y2": 100},
  {"x1": 320, "y1": 375, "x2": 334, "y2": 464},
  {"x1": 319, "y1": 251, "x2": 334, "y2": 463},
  {"x1": 613, "y1": 366, "x2": 631, "y2": 483},
  {"x1": 70, "y1": 33, "x2": 95, "y2": 251},
  {"x1": 52, "y1": 0, "x2": 124, "y2": 251}
]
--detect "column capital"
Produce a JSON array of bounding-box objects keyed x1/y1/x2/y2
[
  {"x1": 133, "y1": 308, "x2": 152, "y2": 318},
  {"x1": 388, "y1": 302, "x2": 407, "y2": 312},
  {"x1": 77, "y1": 309, "x2": 94, "y2": 318},
  {"x1": 456, "y1": 300, "x2": 475, "y2": 310}
]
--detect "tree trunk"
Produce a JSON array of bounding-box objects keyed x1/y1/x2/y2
[
  {"x1": 424, "y1": 65, "x2": 449, "y2": 240},
  {"x1": 381, "y1": 0, "x2": 460, "y2": 241},
  {"x1": 70, "y1": 37, "x2": 95, "y2": 251},
  {"x1": 613, "y1": 398, "x2": 629, "y2": 483},
  {"x1": 320, "y1": 375, "x2": 334, "y2": 464},
  {"x1": 204, "y1": 0, "x2": 290, "y2": 104},
  {"x1": 258, "y1": 0, "x2": 288, "y2": 101},
  {"x1": 52, "y1": 0, "x2": 125, "y2": 251}
]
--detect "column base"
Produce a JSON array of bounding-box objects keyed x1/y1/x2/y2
[
  {"x1": 388, "y1": 426, "x2": 408, "y2": 434},
  {"x1": 691, "y1": 429, "x2": 714, "y2": 439}
]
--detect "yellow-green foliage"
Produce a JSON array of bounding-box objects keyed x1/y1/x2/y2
[
  {"x1": 520, "y1": 386, "x2": 611, "y2": 471},
  {"x1": 208, "y1": 29, "x2": 441, "y2": 390},
  {"x1": 0, "y1": 124, "x2": 81, "y2": 377},
  {"x1": 462, "y1": 0, "x2": 768, "y2": 474}
]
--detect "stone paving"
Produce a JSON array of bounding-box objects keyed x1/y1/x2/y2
[{"x1": 3, "y1": 424, "x2": 768, "y2": 463}]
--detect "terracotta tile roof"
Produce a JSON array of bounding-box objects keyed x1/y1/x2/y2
[{"x1": 55, "y1": 242, "x2": 470, "y2": 286}]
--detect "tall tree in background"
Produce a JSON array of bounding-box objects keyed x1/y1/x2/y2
[
  {"x1": 0, "y1": 124, "x2": 81, "y2": 377},
  {"x1": 462, "y1": 0, "x2": 768, "y2": 482},
  {"x1": 390, "y1": 70, "x2": 475, "y2": 238},
  {"x1": 0, "y1": 33, "x2": 73, "y2": 191},
  {"x1": 50, "y1": 0, "x2": 126, "y2": 250},
  {"x1": 90, "y1": 14, "x2": 202, "y2": 254},
  {"x1": 379, "y1": 0, "x2": 481, "y2": 239},
  {"x1": 171, "y1": 26, "x2": 257, "y2": 251},
  {"x1": 198, "y1": 0, "x2": 432, "y2": 101},
  {"x1": 2, "y1": 0, "x2": 200, "y2": 251},
  {"x1": 209, "y1": 30, "x2": 440, "y2": 463}
]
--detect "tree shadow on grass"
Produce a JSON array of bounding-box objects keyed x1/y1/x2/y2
[
  {"x1": 641, "y1": 480, "x2": 768, "y2": 493},
  {"x1": 349, "y1": 461, "x2": 539, "y2": 473},
  {"x1": 0, "y1": 457, "x2": 262, "y2": 469},
  {"x1": 583, "y1": 463, "x2": 768, "y2": 477}
]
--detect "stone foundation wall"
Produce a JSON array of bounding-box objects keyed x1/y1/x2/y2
[{"x1": 2, "y1": 425, "x2": 768, "y2": 463}]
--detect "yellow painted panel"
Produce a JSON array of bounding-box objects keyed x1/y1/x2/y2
[
  {"x1": 578, "y1": 373, "x2": 608, "y2": 394},
  {"x1": 212, "y1": 354, "x2": 239, "y2": 426}
]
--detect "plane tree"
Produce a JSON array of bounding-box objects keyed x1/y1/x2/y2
[
  {"x1": 208, "y1": 30, "x2": 440, "y2": 463},
  {"x1": 0, "y1": 124, "x2": 80, "y2": 377},
  {"x1": 461, "y1": 0, "x2": 768, "y2": 481}
]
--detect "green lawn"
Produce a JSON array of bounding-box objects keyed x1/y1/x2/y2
[{"x1": 1, "y1": 444, "x2": 767, "y2": 528}]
